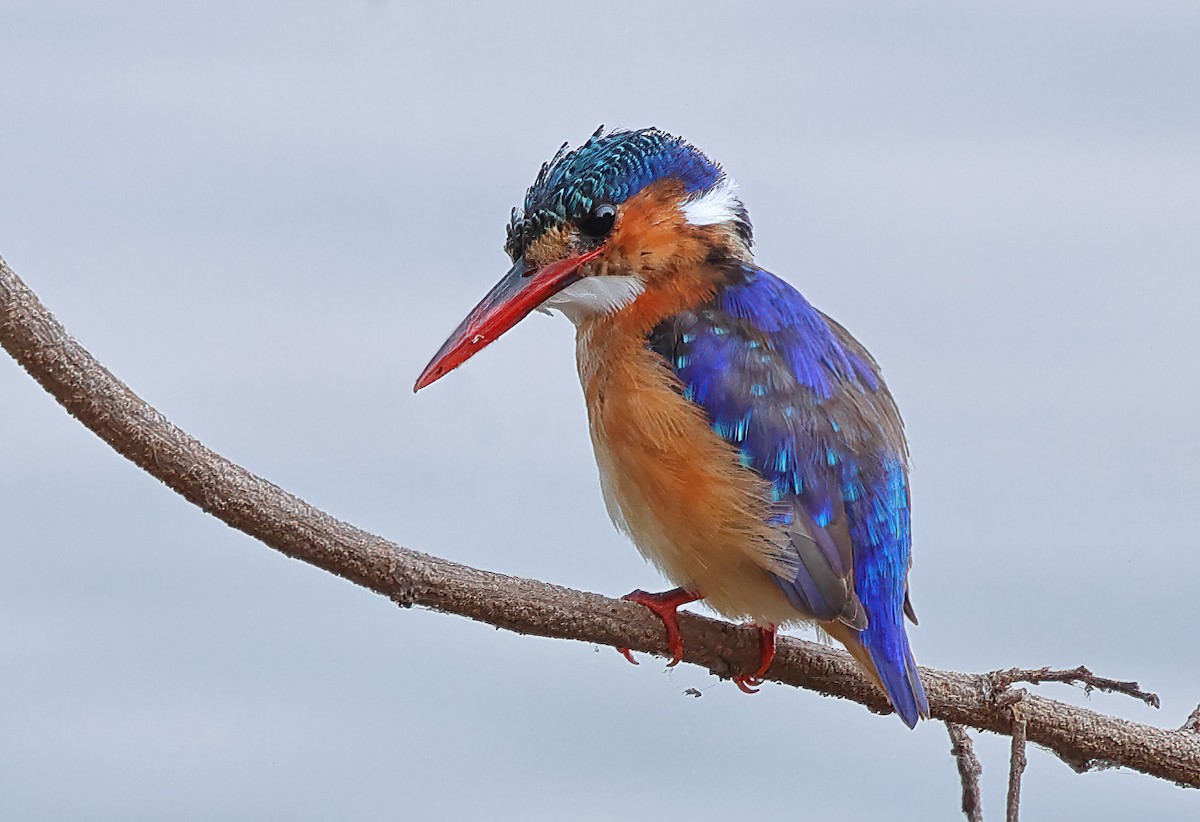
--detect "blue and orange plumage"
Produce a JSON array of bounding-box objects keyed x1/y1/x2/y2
[{"x1": 415, "y1": 127, "x2": 929, "y2": 727}]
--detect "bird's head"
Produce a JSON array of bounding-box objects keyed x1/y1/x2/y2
[{"x1": 414, "y1": 127, "x2": 752, "y2": 391}]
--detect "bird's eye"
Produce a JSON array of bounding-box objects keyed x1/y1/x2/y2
[{"x1": 579, "y1": 203, "x2": 617, "y2": 239}]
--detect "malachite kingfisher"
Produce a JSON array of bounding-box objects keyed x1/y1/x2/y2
[{"x1": 414, "y1": 127, "x2": 929, "y2": 727}]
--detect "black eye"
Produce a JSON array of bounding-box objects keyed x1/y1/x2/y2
[{"x1": 579, "y1": 203, "x2": 617, "y2": 239}]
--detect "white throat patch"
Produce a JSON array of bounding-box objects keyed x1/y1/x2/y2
[
  {"x1": 539, "y1": 275, "x2": 645, "y2": 324},
  {"x1": 680, "y1": 176, "x2": 743, "y2": 226}
]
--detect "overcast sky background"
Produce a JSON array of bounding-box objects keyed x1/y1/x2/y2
[{"x1": 2, "y1": 2, "x2": 1198, "y2": 819}]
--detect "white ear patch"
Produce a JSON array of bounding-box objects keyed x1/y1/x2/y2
[
  {"x1": 680, "y1": 176, "x2": 743, "y2": 226},
  {"x1": 540, "y1": 275, "x2": 645, "y2": 324}
]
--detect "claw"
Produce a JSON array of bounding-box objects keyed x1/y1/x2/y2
[
  {"x1": 733, "y1": 676, "x2": 763, "y2": 694},
  {"x1": 731, "y1": 624, "x2": 776, "y2": 695},
  {"x1": 616, "y1": 587, "x2": 701, "y2": 666}
]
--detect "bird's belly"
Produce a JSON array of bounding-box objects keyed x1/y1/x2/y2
[
  {"x1": 579, "y1": 338, "x2": 801, "y2": 627},
  {"x1": 591, "y1": 439, "x2": 798, "y2": 626}
]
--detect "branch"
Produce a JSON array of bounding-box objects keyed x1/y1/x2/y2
[
  {"x1": 2, "y1": 255, "x2": 1198, "y2": 789},
  {"x1": 1007, "y1": 702, "x2": 1028, "y2": 822},
  {"x1": 946, "y1": 723, "x2": 985, "y2": 822},
  {"x1": 988, "y1": 666, "x2": 1160, "y2": 709}
]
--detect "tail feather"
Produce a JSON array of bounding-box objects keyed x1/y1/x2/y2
[
  {"x1": 823, "y1": 620, "x2": 929, "y2": 729},
  {"x1": 868, "y1": 636, "x2": 928, "y2": 729}
]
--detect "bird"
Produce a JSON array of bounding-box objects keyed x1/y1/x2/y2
[{"x1": 413, "y1": 126, "x2": 929, "y2": 727}]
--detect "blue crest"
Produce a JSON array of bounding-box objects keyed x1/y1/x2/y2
[{"x1": 506, "y1": 127, "x2": 725, "y2": 259}]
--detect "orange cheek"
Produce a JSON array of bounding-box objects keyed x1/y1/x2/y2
[
  {"x1": 606, "y1": 180, "x2": 711, "y2": 275},
  {"x1": 580, "y1": 180, "x2": 719, "y2": 335}
]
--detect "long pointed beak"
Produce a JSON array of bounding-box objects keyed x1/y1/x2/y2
[{"x1": 413, "y1": 249, "x2": 602, "y2": 392}]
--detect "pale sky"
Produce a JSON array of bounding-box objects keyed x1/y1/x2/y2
[{"x1": 2, "y1": 2, "x2": 1198, "y2": 819}]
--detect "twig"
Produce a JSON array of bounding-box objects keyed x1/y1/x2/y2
[
  {"x1": 988, "y1": 666, "x2": 1160, "y2": 709},
  {"x1": 1006, "y1": 701, "x2": 1028, "y2": 822},
  {"x1": 946, "y1": 723, "x2": 985, "y2": 822},
  {"x1": 2, "y1": 255, "x2": 1199, "y2": 789},
  {"x1": 1183, "y1": 705, "x2": 1200, "y2": 734}
]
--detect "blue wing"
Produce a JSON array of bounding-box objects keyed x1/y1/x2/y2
[{"x1": 648, "y1": 264, "x2": 928, "y2": 726}]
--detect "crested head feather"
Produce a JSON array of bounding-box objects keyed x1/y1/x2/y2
[{"x1": 506, "y1": 127, "x2": 752, "y2": 260}]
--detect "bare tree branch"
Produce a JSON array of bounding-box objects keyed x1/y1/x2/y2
[
  {"x1": 946, "y1": 723, "x2": 985, "y2": 822},
  {"x1": 1007, "y1": 701, "x2": 1029, "y2": 822},
  {"x1": 2, "y1": 255, "x2": 1199, "y2": 790}
]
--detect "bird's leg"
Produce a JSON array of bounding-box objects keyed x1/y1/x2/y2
[
  {"x1": 616, "y1": 587, "x2": 702, "y2": 667},
  {"x1": 732, "y1": 625, "x2": 777, "y2": 694}
]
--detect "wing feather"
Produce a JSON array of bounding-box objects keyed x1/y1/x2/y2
[{"x1": 648, "y1": 266, "x2": 909, "y2": 630}]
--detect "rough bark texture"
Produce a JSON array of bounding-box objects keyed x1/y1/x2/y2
[
  {"x1": 1007, "y1": 702, "x2": 1029, "y2": 821},
  {"x1": 2, "y1": 255, "x2": 1198, "y2": 791},
  {"x1": 947, "y1": 723, "x2": 985, "y2": 822}
]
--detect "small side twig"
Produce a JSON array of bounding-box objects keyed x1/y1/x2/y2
[
  {"x1": 1182, "y1": 704, "x2": 1200, "y2": 734},
  {"x1": 946, "y1": 723, "x2": 985, "y2": 822},
  {"x1": 988, "y1": 665, "x2": 1160, "y2": 709},
  {"x1": 1007, "y1": 701, "x2": 1029, "y2": 822}
]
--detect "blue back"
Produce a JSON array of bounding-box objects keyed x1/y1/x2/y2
[{"x1": 648, "y1": 265, "x2": 928, "y2": 726}]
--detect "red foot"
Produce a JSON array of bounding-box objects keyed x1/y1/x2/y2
[
  {"x1": 732, "y1": 625, "x2": 777, "y2": 694},
  {"x1": 615, "y1": 587, "x2": 702, "y2": 666}
]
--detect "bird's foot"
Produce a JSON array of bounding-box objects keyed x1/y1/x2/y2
[
  {"x1": 616, "y1": 587, "x2": 702, "y2": 667},
  {"x1": 732, "y1": 625, "x2": 777, "y2": 694}
]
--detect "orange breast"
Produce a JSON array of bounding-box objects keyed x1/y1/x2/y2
[{"x1": 574, "y1": 317, "x2": 803, "y2": 627}]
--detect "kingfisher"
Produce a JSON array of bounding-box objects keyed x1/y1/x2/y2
[{"x1": 414, "y1": 127, "x2": 929, "y2": 727}]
